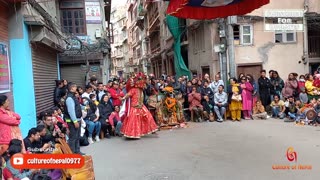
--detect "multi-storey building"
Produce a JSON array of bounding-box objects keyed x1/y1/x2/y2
[
  {"x1": 110, "y1": 5, "x2": 129, "y2": 78},
  {"x1": 188, "y1": 0, "x2": 320, "y2": 80},
  {"x1": 0, "y1": 0, "x2": 111, "y2": 136},
  {"x1": 127, "y1": 0, "x2": 142, "y2": 74},
  {"x1": 59, "y1": 0, "x2": 112, "y2": 86}
]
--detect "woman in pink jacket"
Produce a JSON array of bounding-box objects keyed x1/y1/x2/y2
[
  {"x1": 0, "y1": 95, "x2": 22, "y2": 155},
  {"x1": 240, "y1": 77, "x2": 254, "y2": 120}
]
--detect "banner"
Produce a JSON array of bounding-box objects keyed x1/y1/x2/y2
[
  {"x1": 166, "y1": 15, "x2": 191, "y2": 79},
  {"x1": 0, "y1": 43, "x2": 10, "y2": 93},
  {"x1": 167, "y1": 0, "x2": 270, "y2": 20},
  {"x1": 85, "y1": 1, "x2": 101, "y2": 24}
]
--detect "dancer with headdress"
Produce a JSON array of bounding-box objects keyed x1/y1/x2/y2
[{"x1": 121, "y1": 72, "x2": 158, "y2": 139}]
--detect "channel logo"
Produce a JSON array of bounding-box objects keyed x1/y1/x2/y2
[
  {"x1": 11, "y1": 154, "x2": 24, "y2": 167},
  {"x1": 13, "y1": 157, "x2": 24, "y2": 165},
  {"x1": 10, "y1": 153, "x2": 85, "y2": 169}
]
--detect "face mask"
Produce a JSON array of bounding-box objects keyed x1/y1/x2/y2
[
  {"x1": 1, "y1": 161, "x2": 6, "y2": 168},
  {"x1": 300, "y1": 79, "x2": 305, "y2": 82}
]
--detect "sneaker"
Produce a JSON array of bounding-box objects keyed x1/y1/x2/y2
[
  {"x1": 88, "y1": 137, "x2": 94, "y2": 144},
  {"x1": 95, "y1": 136, "x2": 100, "y2": 142},
  {"x1": 267, "y1": 115, "x2": 271, "y2": 119}
]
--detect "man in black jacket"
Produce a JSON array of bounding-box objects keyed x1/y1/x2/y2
[{"x1": 258, "y1": 70, "x2": 272, "y2": 108}]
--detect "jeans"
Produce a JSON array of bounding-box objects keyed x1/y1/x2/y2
[
  {"x1": 85, "y1": 120, "x2": 101, "y2": 138},
  {"x1": 272, "y1": 107, "x2": 285, "y2": 119},
  {"x1": 67, "y1": 121, "x2": 81, "y2": 154},
  {"x1": 295, "y1": 114, "x2": 306, "y2": 122},
  {"x1": 288, "y1": 112, "x2": 296, "y2": 119},
  {"x1": 113, "y1": 119, "x2": 123, "y2": 135},
  {"x1": 214, "y1": 106, "x2": 226, "y2": 121}
]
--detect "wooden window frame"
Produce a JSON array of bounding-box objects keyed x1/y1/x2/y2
[{"x1": 60, "y1": 0, "x2": 86, "y2": 35}]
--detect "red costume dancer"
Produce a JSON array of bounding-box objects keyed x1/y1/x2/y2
[{"x1": 121, "y1": 72, "x2": 158, "y2": 138}]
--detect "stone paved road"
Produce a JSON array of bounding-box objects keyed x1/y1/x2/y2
[{"x1": 82, "y1": 119, "x2": 320, "y2": 180}]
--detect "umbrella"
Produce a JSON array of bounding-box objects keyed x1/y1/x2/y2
[{"x1": 167, "y1": 0, "x2": 270, "y2": 20}]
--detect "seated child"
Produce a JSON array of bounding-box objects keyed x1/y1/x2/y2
[
  {"x1": 270, "y1": 94, "x2": 286, "y2": 119},
  {"x1": 252, "y1": 100, "x2": 268, "y2": 120},
  {"x1": 90, "y1": 94, "x2": 99, "y2": 106},
  {"x1": 286, "y1": 96, "x2": 297, "y2": 121},
  {"x1": 202, "y1": 95, "x2": 214, "y2": 122},
  {"x1": 299, "y1": 87, "x2": 308, "y2": 104}
]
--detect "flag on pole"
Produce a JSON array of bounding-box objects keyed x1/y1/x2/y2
[{"x1": 166, "y1": 0, "x2": 270, "y2": 20}]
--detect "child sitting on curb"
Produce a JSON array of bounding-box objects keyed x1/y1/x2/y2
[{"x1": 252, "y1": 100, "x2": 268, "y2": 120}]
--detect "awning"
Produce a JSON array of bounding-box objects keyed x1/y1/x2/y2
[
  {"x1": 30, "y1": 27, "x2": 66, "y2": 52},
  {"x1": 167, "y1": 0, "x2": 270, "y2": 20}
]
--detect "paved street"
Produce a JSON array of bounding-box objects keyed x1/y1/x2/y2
[{"x1": 82, "y1": 119, "x2": 320, "y2": 180}]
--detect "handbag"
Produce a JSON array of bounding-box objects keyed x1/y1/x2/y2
[{"x1": 231, "y1": 94, "x2": 242, "y2": 101}]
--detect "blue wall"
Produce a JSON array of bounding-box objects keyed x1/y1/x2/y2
[{"x1": 10, "y1": 22, "x2": 36, "y2": 138}]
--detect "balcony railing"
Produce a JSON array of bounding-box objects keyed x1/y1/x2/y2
[
  {"x1": 151, "y1": 43, "x2": 160, "y2": 53},
  {"x1": 148, "y1": 4, "x2": 159, "y2": 28},
  {"x1": 309, "y1": 36, "x2": 320, "y2": 58}
]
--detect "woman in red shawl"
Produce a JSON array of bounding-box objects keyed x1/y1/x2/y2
[
  {"x1": 0, "y1": 95, "x2": 25, "y2": 155},
  {"x1": 121, "y1": 73, "x2": 158, "y2": 139}
]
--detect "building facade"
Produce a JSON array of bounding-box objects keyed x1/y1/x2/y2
[
  {"x1": 1, "y1": 0, "x2": 111, "y2": 136},
  {"x1": 110, "y1": 5, "x2": 129, "y2": 79},
  {"x1": 188, "y1": 0, "x2": 320, "y2": 80},
  {"x1": 59, "y1": 0, "x2": 111, "y2": 87}
]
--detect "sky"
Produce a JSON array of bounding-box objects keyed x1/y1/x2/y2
[{"x1": 111, "y1": 0, "x2": 127, "y2": 8}]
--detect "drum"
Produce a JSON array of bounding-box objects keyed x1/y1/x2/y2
[
  {"x1": 147, "y1": 95, "x2": 158, "y2": 108},
  {"x1": 306, "y1": 109, "x2": 317, "y2": 120}
]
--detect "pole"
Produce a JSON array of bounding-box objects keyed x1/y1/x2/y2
[
  {"x1": 227, "y1": 16, "x2": 236, "y2": 78},
  {"x1": 218, "y1": 19, "x2": 228, "y2": 86}
]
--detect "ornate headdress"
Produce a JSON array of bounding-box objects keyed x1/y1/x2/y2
[{"x1": 133, "y1": 72, "x2": 147, "y2": 89}]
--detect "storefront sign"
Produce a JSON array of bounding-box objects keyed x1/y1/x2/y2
[
  {"x1": 70, "y1": 36, "x2": 92, "y2": 50},
  {"x1": 85, "y1": 1, "x2": 101, "y2": 24},
  {"x1": 0, "y1": 43, "x2": 10, "y2": 93}
]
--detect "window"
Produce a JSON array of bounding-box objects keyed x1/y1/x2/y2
[
  {"x1": 275, "y1": 31, "x2": 296, "y2": 43},
  {"x1": 234, "y1": 24, "x2": 253, "y2": 45},
  {"x1": 193, "y1": 24, "x2": 205, "y2": 53},
  {"x1": 60, "y1": 1, "x2": 86, "y2": 35}
]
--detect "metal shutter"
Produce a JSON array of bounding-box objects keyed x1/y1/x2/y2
[
  {"x1": 32, "y1": 44, "x2": 58, "y2": 115},
  {"x1": 0, "y1": 3, "x2": 8, "y2": 42},
  {"x1": 60, "y1": 65, "x2": 86, "y2": 88}
]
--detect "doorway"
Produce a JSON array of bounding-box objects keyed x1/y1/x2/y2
[
  {"x1": 201, "y1": 66, "x2": 210, "y2": 79},
  {"x1": 237, "y1": 64, "x2": 262, "y2": 81},
  {"x1": 310, "y1": 63, "x2": 320, "y2": 74}
]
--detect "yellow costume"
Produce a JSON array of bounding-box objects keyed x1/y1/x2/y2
[
  {"x1": 229, "y1": 84, "x2": 242, "y2": 121},
  {"x1": 305, "y1": 80, "x2": 316, "y2": 95}
]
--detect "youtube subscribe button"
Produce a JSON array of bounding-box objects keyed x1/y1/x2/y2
[{"x1": 11, "y1": 153, "x2": 85, "y2": 169}]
